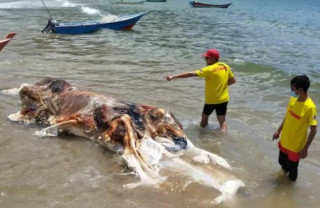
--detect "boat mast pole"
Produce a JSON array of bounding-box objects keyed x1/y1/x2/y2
[{"x1": 40, "y1": 0, "x2": 53, "y2": 20}]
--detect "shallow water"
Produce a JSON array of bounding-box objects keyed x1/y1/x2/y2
[{"x1": 1, "y1": 0, "x2": 320, "y2": 207}]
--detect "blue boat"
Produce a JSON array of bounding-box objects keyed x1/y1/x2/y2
[
  {"x1": 99, "y1": 12, "x2": 148, "y2": 30},
  {"x1": 42, "y1": 11, "x2": 149, "y2": 35}
]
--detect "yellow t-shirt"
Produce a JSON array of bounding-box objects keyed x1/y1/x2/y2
[
  {"x1": 195, "y1": 62, "x2": 234, "y2": 104},
  {"x1": 280, "y1": 97, "x2": 318, "y2": 152}
]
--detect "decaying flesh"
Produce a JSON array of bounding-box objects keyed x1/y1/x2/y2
[{"x1": 9, "y1": 78, "x2": 244, "y2": 204}]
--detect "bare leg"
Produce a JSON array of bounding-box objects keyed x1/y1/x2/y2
[
  {"x1": 200, "y1": 114, "x2": 209, "y2": 128},
  {"x1": 217, "y1": 115, "x2": 227, "y2": 131}
]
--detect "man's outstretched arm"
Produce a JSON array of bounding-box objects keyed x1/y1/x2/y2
[{"x1": 165, "y1": 72, "x2": 197, "y2": 81}]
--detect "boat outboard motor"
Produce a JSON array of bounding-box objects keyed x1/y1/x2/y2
[{"x1": 41, "y1": 19, "x2": 58, "y2": 33}]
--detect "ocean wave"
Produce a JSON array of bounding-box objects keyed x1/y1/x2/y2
[{"x1": 0, "y1": 1, "x2": 41, "y2": 9}]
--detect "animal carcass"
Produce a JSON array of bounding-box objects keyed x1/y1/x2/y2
[{"x1": 8, "y1": 78, "x2": 244, "y2": 204}]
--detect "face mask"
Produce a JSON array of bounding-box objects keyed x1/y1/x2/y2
[{"x1": 290, "y1": 90, "x2": 298, "y2": 98}]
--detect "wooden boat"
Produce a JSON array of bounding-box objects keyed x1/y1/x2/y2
[
  {"x1": 146, "y1": 0, "x2": 167, "y2": 2},
  {"x1": 112, "y1": 0, "x2": 145, "y2": 4},
  {"x1": 0, "y1": 32, "x2": 16, "y2": 52},
  {"x1": 42, "y1": 11, "x2": 148, "y2": 35},
  {"x1": 189, "y1": 1, "x2": 231, "y2": 8}
]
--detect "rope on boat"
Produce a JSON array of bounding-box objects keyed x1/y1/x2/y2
[{"x1": 40, "y1": 0, "x2": 53, "y2": 20}]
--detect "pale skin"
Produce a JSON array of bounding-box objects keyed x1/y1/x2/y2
[
  {"x1": 165, "y1": 57, "x2": 236, "y2": 130},
  {"x1": 272, "y1": 85, "x2": 318, "y2": 158}
]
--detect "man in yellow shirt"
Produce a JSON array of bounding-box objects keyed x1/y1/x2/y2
[
  {"x1": 273, "y1": 75, "x2": 317, "y2": 181},
  {"x1": 165, "y1": 49, "x2": 236, "y2": 131}
]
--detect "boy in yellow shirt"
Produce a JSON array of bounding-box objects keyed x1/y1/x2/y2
[
  {"x1": 273, "y1": 75, "x2": 317, "y2": 181},
  {"x1": 165, "y1": 49, "x2": 236, "y2": 131}
]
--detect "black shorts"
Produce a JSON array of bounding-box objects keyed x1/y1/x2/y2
[
  {"x1": 202, "y1": 102, "x2": 228, "y2": 116},
  {"x1": 278, "y1": 150, "x2": 299, "y2": 181}
]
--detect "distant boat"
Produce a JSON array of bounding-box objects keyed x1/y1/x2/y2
[
  {"x1": 146, "y1": 0, "x2": 167, "y2": 2},
  {"x1": 42, "y1": 11, "x2": 149, "y2": 35},
  {"x1": 189, "y1": 1, "x2": 232, "y2": 8},
  {"x1": 112, "y1": 0, "x2": 145, "y2": 4},
  {"x1": 0, "y1": 32, "x2": 16, "y2": 52}
]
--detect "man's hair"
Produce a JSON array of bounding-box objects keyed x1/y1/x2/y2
[{"x1": 290, "y1": 75, "x2": 310, "y2": 93}]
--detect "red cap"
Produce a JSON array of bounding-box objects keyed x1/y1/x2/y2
[{"x1": 202, "y1": 49, "x2": 220, "y2": 60}]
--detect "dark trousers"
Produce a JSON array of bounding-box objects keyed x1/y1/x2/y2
[{"x1": 278, "y1": 150, "x2": 299, "y2": 181}]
